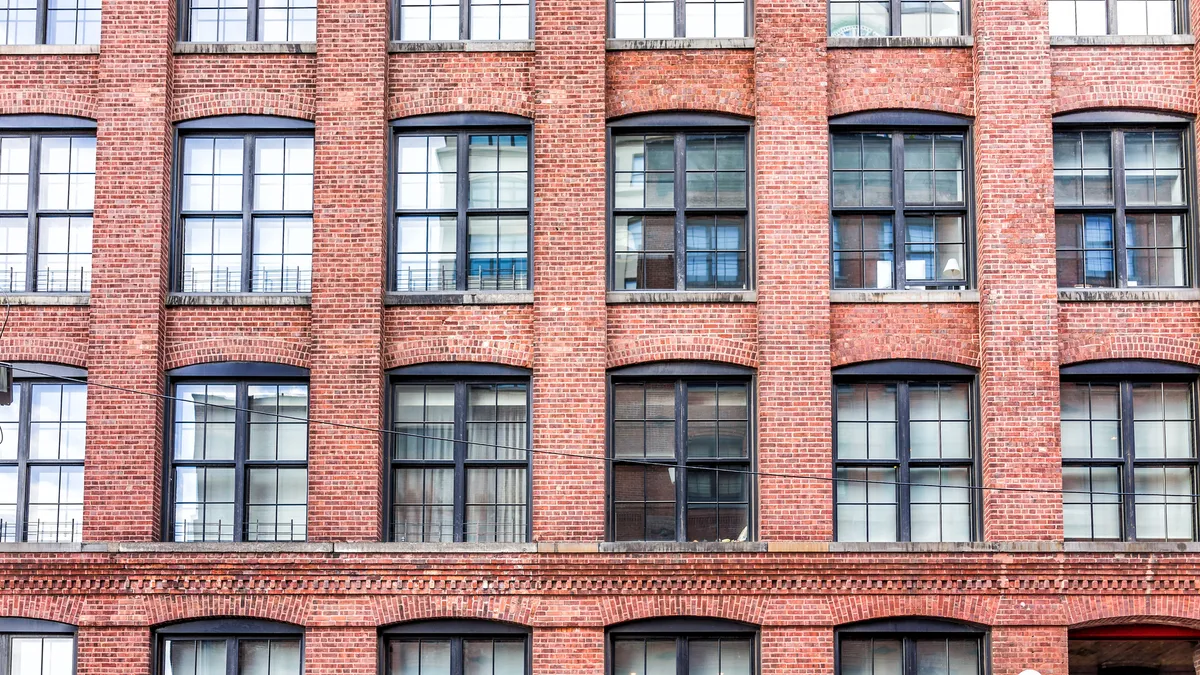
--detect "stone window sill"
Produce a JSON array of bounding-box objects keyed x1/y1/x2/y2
[
  {"x1": 384, "y1": 291, "x2": 534, "y2": 306},
  {"x1": 1058, "y1": 288, "x2": 1200, "y2": 302},
  {"x1": 606, "y1": 37, "x2": 754, "y2": 50},
  {"x1": 174, "y1": 42, "x2": 316, "y2": 55},
  {"x1": 0, "y1": 44, "x2": 98, "y2": 55},
  {"x1": 1064, "y1": 541, "x2": 1200, "y2": 553},
  {"x1": 1050, "y1": 34, "x2": 1194, "y2": 46},
  {"x1": 167, "y1": 293, "x2": 312, "y2": 306},
  {"x1": 830, "y1": 289, "x2": 979, "y2": 303},
  {"x1": 827, "y1": 36, "x2": 973, "y2": 48},
  {"x1": 0, "y1": 293, "x2": 89, "y2": 306},
  {"x1": 607, "y1": 290, "x2": 756, "y2": 304},
  {"x1": 599, "y1": 541, "x2": 766, "y2": 553},
  {"x1": 389, "y1": 40, "x2": 535, "y2": 53}
]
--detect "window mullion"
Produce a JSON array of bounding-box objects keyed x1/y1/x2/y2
[
  {"x1": 454, "y1": 381, "x2": 467, "y2": 542},
  {"x1": 675, "y1": 132, "x2": 687, "y2": 290},
  {"x1": 457, "y1": 133, "x2": 469, "y2": 291},
  {"x1": 0, "y1": 634, "x2": 8, "y2": 675},
  {"x1": 891, "y1": 0, "x2": 902, "y2": 35},
  {"x1": 677, "y1": 636, "x2": 688, "y2": 675},
  {"x1": 227, "y1": 636, "x2": 238, "y2": 675},
  {"x1": 36, "y1": 0, "x2": 48, "y2": 45},
  {"x1": 1107, "y1": 0, "x2": 1118, "y2": 34},
  {"x1": 26, "y1": 134, "x2": 41, "y2": 293},
  {"x1": 676, "y1": 379, "x2": 687, "y2": 541},
  {"x1": 242, "y1": 133, "x2": 255, "y2": 293},
  {"x1": 676, "y1": 0, "x2": 686, "y2": 37},
  {"x1": 234, "y1": 383, "x2": 249, "y2": 542},
  {"x1": 248, "y1": 0, "x2": 260, "y2": 41},
  {"x1": 1112, "y1": 131, "x2": 1129, "y2": 287},
  {"x1": 892, "y1": 133, "x2": 905, "y2": 291},
  {"x1": 461, "y1": 0, "x2": 470, "y2": 39},
  {"x1": 897, "y1": 382, "x2": 912, "y2": 542},
  {"x1": 1120, "y1": 380, "x2": 1136, "y2": 540},
  {"x1": 14, "y1": 384, "x2": 32, "y2": 541}
]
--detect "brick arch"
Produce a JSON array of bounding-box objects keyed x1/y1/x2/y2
[
  {"x1": 1065, "y1": 596, "x2": 1200, "y2": 629},
  {"x1": 163, "y1": 338, "x2": 310, "y2": 371},
  {"x1": 607, "y1": 99, "x2": 756, "y2": 120},
  {"x1": 829, "y1": 100, "x2": 974, "y2": 119},
  {"x1": 1052, "y1": 91, "x2": 1195, "y2": 116},
  {"x1": 598, "y1": 596, "x2": 767, "y2": 627},
  {"x1": 0, "y1": 339, "x2": 88, "y2": 369},
  {"x1": 171, "y1": 92, "x2": 316, "y2": 123},
  {"x1": 1059, "y1": 335, "x2": 1200, "y2": 368},
  {"x1": 387, "y1": 92, "x2": 535, "y2": 122},
  {"x1": 146, "y1": 596, "x2": 309, "y2": 628},
  {"x1": 0, "y1": 91, "x2": 98, "y2": 120},
  {"x1": 829, "y1": 595, "x2": 999, "y2": 628},
  {"x1": 830, "y1": 336, "x2": 980, "y2": 370},
  {"x1": 0, "y1": 596, "x2": 82, "y2": 626},
  {"x1": 370, "y1": 596, "x2": 536, "y2": 628},
  {"x1": 607, "y1": 337, "x2": 757, "y2": 370},
  {"x1": 383, "y1": 339, "x2": 533, "y2": 370}
]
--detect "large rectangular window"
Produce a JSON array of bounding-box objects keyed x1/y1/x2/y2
[
  {"x1": 839, "y1": 635, "x2": 980, "y2": 675},
  {"x1": 610, "y1": 377, "x2": 751, "y2": 542},
  {"x1": 1050, "y1": 0, "x2": 1179, "y2": 35},
  {"x1": 0, "y1": 131, "x2": 94, "y2": 294},
  {"x1": 168, "y1": 378, "x2": 309, "y2": 542},
  {"x1": 611, "y1": 0, "x2": 749, "y2": 38},
  {"x1": 1054, "y1": 125, "x2": 1190, "y2": 289},
  {"x1": 395, "y1": 0, "x2": 531, "y2": 40},
  {"x1": 161, "y1": 635, "x2": 301, "y2": 675},
  {"x1": 389, "y1": 376, "x2": 530, "y2": 542},
  {"x1": 831, "y1": 127, "x2": 970, "y2": 291},
  {"x1": 1, "y1": 630, "x2": 75, "y2": 675},
  {"x1": 833, "y1": 378, "x2": 976, "y2": 542},
  {"x1": 184, "y1": 0, "x2": 316, "y2": 41},
  {"x1": 0, "y1": 377, "x2": 86, "y2": 543},
  {"x1": 0, "y1": 0, "x2": 99, "y2": 44},
  {"x1": 830, "y1": 0, "x2": 964, "y2": 36},
  {"x1": 177, "y1": 130, "x2": 314, "y2": 294},
  {"x1": 1061, "y1": 379, "x2": 1198, "y2": 540},
  {"x1": 610, "y1": 125, "x2": 751, "y2": 292},
  {"x1": 394, "y1": 125, "x2": 531, "y2": 293}
]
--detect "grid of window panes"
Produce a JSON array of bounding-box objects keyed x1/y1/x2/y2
[
  {"x1": 179, "y1": 135, "x2": 313, "y2": 293},
  {"x1": 835, "y1": 381, "x2": 973, "y2": 542},
  {"x1": 612, "y1": 132, "x2": 749, "y2": 291},
  {"x1": 611, "y1": 637, "x2": 752, "y2": 675},
  {"x1": 188, "y1": 0, "x2": 315, "y2": 41},
  {"x1": 832, "y1": 132, "x2": 968, "y2": 290},
  {"x1": 391, "y1": 381, "x2": 529, "y2": 543},
  {"x1": 162, "y1": 639, "x2": 302, "y2": 675},
  {"x1": 6, "y1": 635, "x2": 75, "y2": 675},
  {"x1": 1049, "y1": 0, "x2": 1176, "y2": 35},
  {"x1": 612, "y1": 0, "x2": 748, "y2": 37},
  {"x1": 840, "y1": 638, "x2": 979, "y2": 675},
  {"x1": 0, "y1": 134, "x2": 94, "y2": 294},
  {"x1": 170, "y1": 382, "x2": 309, "y2": 542},
  {"x1": 395, "y1": 132, "x2": 530, "y2": 292},
  {"x1": 0, "y1": 381, "x2": 86, "y2": 544},
  {"x1": 0, "y1": 0, "x2": 99, "y2": 45},
  {"x1": 830, "y1": 0, "x2": 962, "y2": 36},
  {"x1": 1061, "y1": 381, "x2": 1198, "y2": 541},
  {"x1": 387, "y1": 638, "x2": 526, "y2": 675},
  {"x1": 1054, "y1": 129, "x2": 1188, "y2": 289},
  {"x1": 611, "y1": 380, "x2": 750, "y2": 542},
  {"x1": 397, "y1": 0, "x2": 530, "y2": 41}
]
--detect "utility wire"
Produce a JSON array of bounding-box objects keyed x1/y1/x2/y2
[{"x1": 2, "y1": 361, "x2": 1196, "y2": 501}]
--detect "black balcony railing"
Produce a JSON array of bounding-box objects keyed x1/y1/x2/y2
[
  {"x1": 172, "y1": 518, "x2": 308, "y2": 543},
  {"x1": 0, "y1": 519, "x2": 82, "y2": 543}
]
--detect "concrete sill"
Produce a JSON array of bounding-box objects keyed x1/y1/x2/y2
[
  {"x1": 0, "y1": 293, "x2": 88, "y2": 306},
  {"x1": 389, "y1": 40, "x2": 535, "y2": 53},
  {"x1": 1064, "y1": 541, "x2": 1200, "y2": 553},
  {"x1": 167, "y1": 293, "x2": 312, "y2": 306},
  {"x1": 385, "y1": 291, "x2": 533, "y2": 306},
  {"x1": 827, "y1": 36, "x2": 974, "y2": 48},
  {"x1": 607, "y1": 290, "x2": 756, "y2": 304},
  {"x1": 0, "y1": 44, "x2": 98, "y2": 55},
  {"x1": 830, "y1": 289, "x2": 978, "y2": 303},
  {"x1": 1058, "y1": 288, "x2": 1200, "y2": 302},
  {"x1": 333, "y1": 542, "x2": 537, "y2": 554},
  {"x1": 174, "y1": 42, "x2": 317, "y2": 54},
  {"x1": 826, "y1": 541, "x2": 1064, "y2": 554},
  {"x1": 606, "y1": 37, "x2": 754, "y2": 50},
  {"x1": 1050, "y1": 34, "x2": 1194, "y2": 46},
  {"x1": 600, "y1": 541, "x2": 766, "y2": 553}
]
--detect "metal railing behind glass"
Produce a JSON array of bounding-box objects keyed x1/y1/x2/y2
[
  {"x1": 392, "y1": 517, "x2": 527, "y2": 543},
  {"x1": 0, "y1": 519, "x2": 83, "y2": 543},
  {"x1": 182, "y1": 267, "x2": 313, "y2": 294},
  {"x1": 173, "y1": 519, "x2": 308, "y2": 543},
  {"x1": 0, "y1": 267, "x2": 92, "y2": 293},
  {"x1": 396, "y1": 268, "x2": 529, "y2": 292}
]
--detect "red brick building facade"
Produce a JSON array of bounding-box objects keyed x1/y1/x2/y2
[{"x1": 0, "y1": 0, "x2": 1198, "y2": 673}]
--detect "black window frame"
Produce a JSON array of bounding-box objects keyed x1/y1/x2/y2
[
  {"x1": 177, "y1": 0, "x2": 317, "y2": 42},
  {"x1": 1060, "y1": 359, "x2": 1200, "y2": 542},
  {"x1": 1052, "y1": 110, "x2": 1196, "y2": 290},
  {"x1": 606, "y1": 361, "x2": 757, "y2": 543},
  {"x1": 606, "y1": 112, "x2": 755, "y2": 293},
  {"x1": 607, "y1": 0, "x2": 754, "y2": 38},
  {"x1": 0, "y1": 1, "x2": 100, "y2": 45},
  {"x1": 829, "y1": 110, "x2": 976, "y2": 292},
  {"x1": 154, "y1": 619, "x2": 304, "y2": 675},
  {"x1": 389, "y1": 113, "x2": 534, "y2": 295},
  {"x1": 171, "y1": 116, "x2": 316, "y2": 295},
  {"x1": 379, "y1": 620, "x2": 532, "y2": 675},
  {"x1": 0, "y1": 115, "x2": 97, "y2": 295},
  {"x1": 162, "y1": 361, "x2": 311, "y2": 543},
  {"x1": 831, "y1": 359, "x2": 982, "y2": 543},
  {"x1": 1048, "y1": 0, "x2": 1188, "y2": 36},
  {"x1": 826, "y1": 0, "x2": 971, "y2": 37},
  {"x1": 391, "y1": 0, "x2": 536, "y2": 41},
  {"x1": 385, "y1": 362, "x2": 533, "y2": 543},
  {"x1": 0, "y1": 618, "x2": 77, "y2": 675},
  {"x1": 834, "y1": 618, "x2": 987, "y2": 675},
  {"x1": 0, "y1": 363, "x2": 87, "y2": 544},
  {"x1": 606, "y1": 618, "x2": 758, "y2": 675}
]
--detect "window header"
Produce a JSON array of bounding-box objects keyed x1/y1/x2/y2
[
  {"x1": 6, "y1": 363, "x2": 87, "y2": 380},
  {"x1": 1053, "y1": 109, "x2": 1192, "y2": 126},
  {"x1": 609, "y1": 617, "x2": 757, "y2": 635},
  {"x1": 833, "y1": 360, "x2": 976, "y2": 378},
  {"x1": 167, "y1": 362, "x2": 310, "y2": 379},
  {"x1": 838, "y1": 617, "x2": 985, "y2": 634},
  {"x1": 176, "y1": 115, "x2": 315, "y2": 132},
  {"x1": 0, "y1": 115, "x2": 97, "y2": 131},
  {"x1": 156, "y1": 619, "x2": 303, "y2": 636},
  {"x1": 609, "y1": 361, "x2": 755, "y2": 378},
  {"x1": 382, "y1": 619, "x2": 530, "y2": 636},
  {"x1": 0, "y1": 618, "x2": 76, "y2": 634},
  {"x1": 391, "y1": 112, "x2": 532, "y2": 129},
  {"x1": 829, "y1": 110, "x2": 972, "y2": 128},
  {"x1": 608, "y1": 112, "x2": 753, "y2": 129},
  {"x1": 388, "y1": 363, "x2": 531, "y2": 378},
  {"x1": 1060, "y1": 359, "x2": 1200, "y2": 378}
]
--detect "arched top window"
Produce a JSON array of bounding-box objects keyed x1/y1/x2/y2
[
  {"x1": 836, "y1": 618, "x2": 985, "y2": 675},
  {"x1": 0, "y1": 618, "x2": 76, "y2": 675},
  {"x1": 381, "y1": 620, "x2": 530, "y2": 675},
  {"x1": 156, "y1": 619, "x2": 303, "y2": 675},
  {"x1": 607, "y1": 618, "x2": 757, "y2": 675}
]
